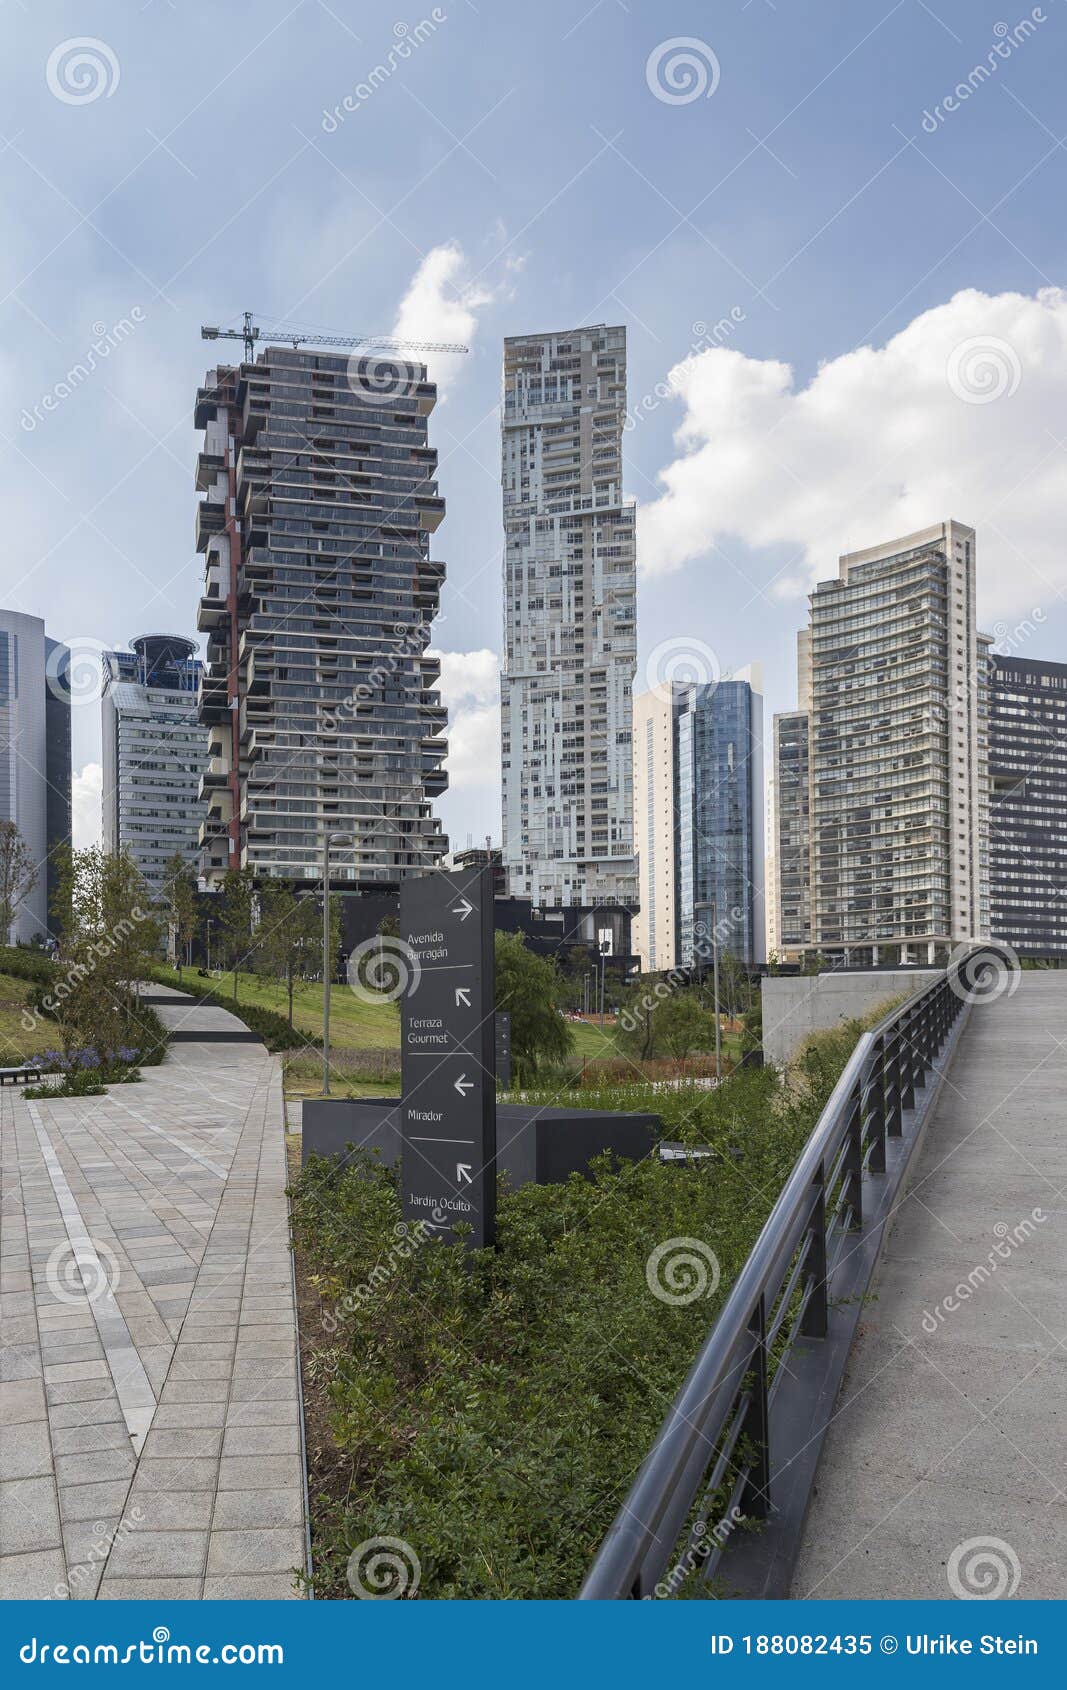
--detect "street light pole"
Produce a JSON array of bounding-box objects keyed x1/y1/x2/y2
[
  {"x1": 321, "y1": 832, "x2": 351, "y2": 1096},
  {"x1": 694, "y1": 897, "x2": 722, "y2": 1079}
]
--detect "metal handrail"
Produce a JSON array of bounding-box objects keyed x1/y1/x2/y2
[{"x1": 580, "y1": 952, "x2": 985, "y2": 1600}]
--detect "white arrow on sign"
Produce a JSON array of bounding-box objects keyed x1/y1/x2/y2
[
  {"x1": 450, "y1": 896, "x2": 474, "y2": 921},
  {"x1": 453, "y1": 1073, "x2": 474, "y2": 1096},
  {"x1": 455, "y1": 986, "x2": 471, "y2": 1007},
  {"x1": 456, "y1": 1162, "x2": 473, "y2": 1185}
]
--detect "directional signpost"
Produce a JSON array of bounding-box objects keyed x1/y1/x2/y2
[{"x1": 400, "y1": 865, "x2": 497, "y2": 1248}]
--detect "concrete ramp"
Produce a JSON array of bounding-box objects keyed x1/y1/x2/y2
[{"x1": 792, "y1": 971, "x2": 1067, "y2": 1600}]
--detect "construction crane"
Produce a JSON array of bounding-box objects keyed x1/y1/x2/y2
[{"x1": 201, "y1": 310, "x2": 469, "y2": 363}]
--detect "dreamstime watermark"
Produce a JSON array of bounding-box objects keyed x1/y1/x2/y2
[
  {"x1": 21, "y1": 908, "x2": 151, "y2": 1037},
  {"x1": 19, "y1": 310, "x2": 146, "y2": 433},
  {"x1": 947, "y1": 941, "x2": 1021, "y2": 1006},
  {"x1": 321, "y1": 13, "x2": 447, "y2": 131},
  {"x1": 625, "y1": 312, "x2": 746, "y2": 431},
  {"x1": 45, "y1": 635, "x2": 109, "y2": 708},
  {"x1": 646, "y1": 37, "x2": 720, "y2": 106},
  {"x1": 652, "y1": 1505, "x2": 744, "y2": 1597},
  {"x1": 990, "y1": 606, "x2": 1046, "y2": 655},
  {"x1": 920, "y1": 1208, "x2": 1046, "y2": 1335},
  {"x1": 947, "y1": 1535, "x2": 1021, "y2": 1599},
  {"x1": 347, "y1": 935, "x2": 422, "y2": 1005},
  {"x1": 321, "y1": 1218, "x2": 444, "y2": 1331},
  {"x1": 921, "y1": 12, "x2": 1047, "y2": 133},
  {"x1": 346, "y1": 351, "x2": 418, "y2": 405},
  {"x1": 646, "y1": 1237, "x2": 721, "y2": 1306},
  {"x1": 346, "y1": 1535, "x2": 421, "y2": 1599},
  {"x1": 321, "y1": 617, "x2": 435, "y2": 729},
  {"x1": 19, "y1": 1630, "x2": 284, "y2": 1666},
  {"x1": 946, "y1": 335, "x2": 1021, "y2": 404},
  {"x1": 645, "y1": 635, "x2": 721, "y2": 693},
  {"x1": 55, "y1": 1508, "x2": 145, "y2": 1599},
  {"x1": 46, "y1": 38, "x2": 120, "y2": 105},
  {"x1": 45, "y1": 1238, "x2": 121, "y2": 1307}
]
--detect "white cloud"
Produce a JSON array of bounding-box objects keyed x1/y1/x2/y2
[
  {"x1": 392, "y1": 241, "x2": 496, "y2": 398},
  {"x1": 72, "y1": 762, "x2": 102, "y2": 849},
  {"x1": 429, "y1": 647, "x2": 500, "y2": 795},
  {"x1": 640, "y1": 286, "x2": 1067, "y2": 617}
]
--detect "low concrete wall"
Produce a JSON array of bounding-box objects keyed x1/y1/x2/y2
[{"x1": 761, "y1": 971, "x2": 939, "y2": 1068}]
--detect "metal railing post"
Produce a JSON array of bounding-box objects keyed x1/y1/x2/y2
[
  {"x1": 739, "y1": 1294, "x2": 771, "y2": 1519},
  {"x1": 801, "y1": 1165, "x2": 828, "y2": 1338},
  {"x1": 864, "y1": 1038, "x2": 887, "y2": 1174}
]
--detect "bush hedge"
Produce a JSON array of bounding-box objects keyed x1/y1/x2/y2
[
  {"x1": 290, "y1": 1020, "x2": 870, "y2": 1600},
  {"x1": 149, "y1": 967, "x2": 308, "y2": 1052}
]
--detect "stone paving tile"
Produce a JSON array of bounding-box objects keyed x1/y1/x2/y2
[{"x1": 2, "y1": 1018, "x2": 307, "y2": 1600}]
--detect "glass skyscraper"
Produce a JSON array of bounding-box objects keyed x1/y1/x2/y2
[{"x1": 673, "y1": 678, "x2": 765, "y2": 968}]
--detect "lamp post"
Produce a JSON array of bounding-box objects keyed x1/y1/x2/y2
[
  {"x1": 321, "y1": 832, "x2": 351, "y2": 1096},
  {"x1": 694, "y1": 897, "x2": 721, "y2": 1079}
]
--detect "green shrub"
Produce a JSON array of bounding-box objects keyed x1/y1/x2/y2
[
  {"x1": 0, "y1": 946, "x2": 56, "y2": 986},
  {"x1": 290, "y1": 1029, "x2": 864, "y2": 1600}
]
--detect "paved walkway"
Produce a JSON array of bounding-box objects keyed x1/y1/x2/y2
[
  {"x1": 793, "y1": 971, "x2": 1067, "y2": 1600},
  {"x1": 0, "y1": 991, "x2": 306, "y2": 1600}
]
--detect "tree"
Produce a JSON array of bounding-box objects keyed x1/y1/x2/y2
[
  {"x1": 43, "y1": 846, "x2": 164, "y2": 1057},
  {"x1": 716, "y1": 950, "x2": 753, "y2": 1022},
  {"x1": 161, "y1": 852, "x2": 198, "y2": 974},
  {"x1": 617, "y1": 982, "x2": 661, "y2": 1062},
  {"x1": 219, "y1": 866, "x2": 256, "y2": 1000},
  {"x1": 0, "y1": 821, "x2": 38, "y2": 944},
  {"x1": 654, "y1": 992, "x2": 714, "y2": 1061},
  {"x1": 257, "y1": 880, "x2": 320, "y2": 1025},
  {"x1": 494, "y1": 932, "x2": 572, "y2": 1085}
]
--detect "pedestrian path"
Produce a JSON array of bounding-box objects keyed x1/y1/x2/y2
[
  {"x1": 0, "y1": 993, "x2": 306, "y2": 1600},
  {"x1": 792, "y1": 971, "x2": 1067, "y2": 1600}
]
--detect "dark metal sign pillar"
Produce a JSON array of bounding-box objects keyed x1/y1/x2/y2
[{"x1": 400, "y1": 865, "x2": 497, "y2": 1247}]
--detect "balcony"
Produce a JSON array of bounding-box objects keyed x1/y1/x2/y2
[
  {"x1": 195, "y1": 450, "x2": 226, "y2": 491},
  {"x1": 197, "y1": 594, "x2": 228, "y2": 633},
  {"x1": 195, "y1": 498, "x2": 227, "y2": 554}
]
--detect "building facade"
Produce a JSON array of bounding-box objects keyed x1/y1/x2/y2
[
  {"x1": 194, "y1": 345, "x2": 448, "y2": 891},
  {"x1": 988, "y1": 652, "x2": 1067, "y2": 958},
  {"x1": 631, "y1": 672, "x2": 764, "y2": 972},
  {"x1": 771, "y1": 709, "x2": 812, "y2": 961},
  {"x1": 0, "y1": 609, "x2": 71, "y2": 943},
  {"x1": 806, "y1": 520, "x2": 988, "y2": 965},
  {"x1": 500, "y1": 325, "x2": 638, "y2": 909},
  {"x1": 632, "y1": 684, "x2": 677, "y2": 972},
  {"x1": 101, "y1": 633, "x2": 205, "y2": 900},
  {"x1": 674, "y1": 675, "x2": 765, "y2": 969}
]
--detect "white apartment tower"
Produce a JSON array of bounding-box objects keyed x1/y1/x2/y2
[
  {"x1": 807, "y1": 520, "x2": 988, "y2": 963},
  {"x1": 500, "y1": 325, "x2": 638, "y2": 908},
  {"x1": 632, "y1": 684, "x2": 676, "y2": 971}
]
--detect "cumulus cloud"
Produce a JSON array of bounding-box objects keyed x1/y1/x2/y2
[
  {"x1": 72, "y1": 762, "x2": 102, "y2": 849},
  {"x1": 640, "y1": 287, "x2": 1067, "y2": 617},
  {"x1": 429, "y1": 647, "x2": 500, "y2": 796},
  {"x1": 392, "y1": 241, "x2": 496, "y2": 398}
]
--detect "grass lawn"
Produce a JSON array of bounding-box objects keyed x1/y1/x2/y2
[
  {"x1": 0, "y1": 973, "x2": 56, "y2": 1066},
  {"x1": 171, "y1": 967, "x2": 402, "y2": 1052}
]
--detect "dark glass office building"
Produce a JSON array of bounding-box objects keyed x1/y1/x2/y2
[
  {"x1": 673, "y1": 679, "x2": 764, "y2": 967},
  {"x1": 988, "y1": 653, "x2": 1067, "y2": 958}
]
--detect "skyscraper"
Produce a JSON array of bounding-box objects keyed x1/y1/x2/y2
[
  {"x1": 0, "y1": 608, "x2": 71, "y2": 943},
  {"x1": 194, "y1": 345, "x2": 448, "y2": 892},
  {"x1": 631, "y1": 671, "x2": 765, "y2": 972},
  {"x1": 770, "y1": 709, "x2": 812, "y2": 961},
  {"x1": 674, "y1": 674, "x2": 765, "y2": 969},
  {"x1": 632, "y1": 684, "x2": 677, "y2": 972},
  {"x1": 806, "y1": 520, "x2": 987, "y2": 964},
  {"x1": 500, "y1": 325, "x2": 637, "y2": 909},
  {"x1": 988, "y1": 652, "x2": 1067, "y2": 959},
  {"x1": 101, "y1": 633, "x2": 205, "y2": 900}
]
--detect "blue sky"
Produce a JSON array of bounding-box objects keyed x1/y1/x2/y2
[{"x1": 4, "y1": 0, "x2": 1067, "y2": 851}]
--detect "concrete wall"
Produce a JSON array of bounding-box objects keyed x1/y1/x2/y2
[{"x1": 761, "y1": 970, "x2": 940, "y2": 1068}]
